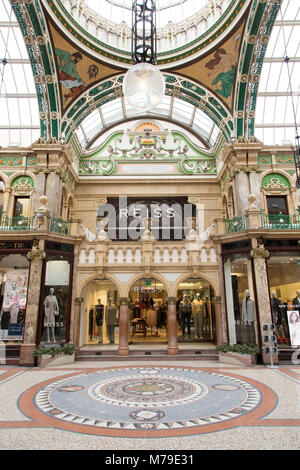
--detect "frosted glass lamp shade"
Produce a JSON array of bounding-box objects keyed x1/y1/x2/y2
[{"x1": 123, "y1": 62, "x2": 165, "y2": 112}]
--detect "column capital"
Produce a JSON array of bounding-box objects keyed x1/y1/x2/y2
[{"x1": 119, "y1": 297, "x2": 129, "y2": 305}]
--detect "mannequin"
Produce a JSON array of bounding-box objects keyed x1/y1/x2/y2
[
  {"x1": 0, "y1": 303, "x2": 11, "y2": 340},
  {"x1": 242, "y1": 290, "x2": 255, "y2": 322},
  {"x1": 43, "y1": 288, "x2": 59, "y2": 343},
  {"x1": 146, "y1": 306, "x2": 157, "y2": 336},
  {"x1": 179, "y1": 294, "x2": 192, "y2": 337},
  {"x1": 203, "y1": 296, "x2": 211, "y2": 337},
  {"x1": 242, "y1": 289, "x2": 255, "y2": 343},
  {"x1": 270, "y1": 291, "x2": 284, "y2": 339},
  {"x1": 88, "y1": 307, "x2": 94, "y2": 341},
  {"x1": 192, "y1": 293, "x2": 204, "y2": 339},
  {"x1": 105, "y1": 297, "x2": 118, "y2": 344},
  {"x1": 95, "y1": 299, "x2": 104, "y2": 343},
  {"x1": 292, "y1": 290, "x2": 300, "y2": 313}
]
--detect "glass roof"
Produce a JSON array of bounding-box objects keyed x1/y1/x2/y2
[
  {"x1": 79, "y1": 0, "x2": 216, "y2": 29},
  {"x1": 255, "y1": 0, "x2": 300, "y2": 147},
  {"x1": 75, "y1": 94, "x2": 220, "y2": 150},
  {"x1": 0, "y1": 0, "x2": 40, "y2": 147}
]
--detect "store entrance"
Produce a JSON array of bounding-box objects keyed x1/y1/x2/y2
[{"x1": 129, "y1": 278, "x2": 168, "y2": 344}]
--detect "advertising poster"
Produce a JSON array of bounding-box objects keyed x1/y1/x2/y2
[
  {"x1": 0, "y1": 269, "x2": 28, "y2": 338},
  {"x1": 287, "y1": 310, "x2": 300, "y2": 346}
]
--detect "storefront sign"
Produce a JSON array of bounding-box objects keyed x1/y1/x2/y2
[
  {"x1": 8, "y1": 324, "x2": 23, "y2": 336},
  {"x1": 0, "y1": 241, "x2": 32, "y2": 250},
  {"x1": 287, "y1": 311, "x2": 300, "y2": 346}
]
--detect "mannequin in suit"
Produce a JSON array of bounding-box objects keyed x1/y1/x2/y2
[
  {"x1": 192, "y1": 293, "x2": 204, "y2": 339},
  {"x1": 95, "y1": 299, "x2": 104, "y2": 343},
  {"x1": 179, "y1": 294, "x2": 192, "y2": 337}
]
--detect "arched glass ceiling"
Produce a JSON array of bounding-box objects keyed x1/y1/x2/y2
[
  {"x1": 83, "y1": 0, "x2": 211, "y2": 27},
  {"x1": 0, "y1": 0, "x2": 40, "y2": 147},
  {"x1": 255, "y1": 0, "x2": 300, "y2": 146},
  {"x1": 75, "y1": 94, "x2": 220, "y2": 150}
]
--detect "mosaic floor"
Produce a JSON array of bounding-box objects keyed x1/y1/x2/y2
[{"x1": 0, "y1": 361, "x2": 300, "y2": 448}]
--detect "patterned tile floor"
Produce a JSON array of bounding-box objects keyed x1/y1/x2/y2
[{"x1": 0, "y1": 360, "x2": 299, "y2": 450}]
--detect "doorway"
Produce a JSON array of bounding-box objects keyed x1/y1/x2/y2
[{"x1": 128, "y1": 277, "x2": 169, "y2": 344}]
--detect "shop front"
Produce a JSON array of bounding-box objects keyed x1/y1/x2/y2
[
  {"x1": 265, "y1": 240, "x2": 300, "y2": 352},
  {"x1": 0, "y1": 240, "x2": 32, "y2": 363}
]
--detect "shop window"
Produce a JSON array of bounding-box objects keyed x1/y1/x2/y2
[
  {"x1": 80, "y1": 278, "x2": 119, "y2": 347},
  {"x1": 0, "y1": 254, "x2": 29, "y2": 341},
  {"x1": 177, "y1": 277, "x2": 216, "y2": 343},
  {"x1": 266, "y1": 195, "x2": 288, "y2": 216},
  {"x1": 267, "y1": 252, "x2": 300, "y2": 348},
  {"x1": 13, "y1": 196, "x2": 30, "y2": 218},
  {"x1": 224, "y1": 255, "x2": 258, "y2": 346},
  {"x1": 40, "y1": 257, "x2": 72, "y2": 344}
]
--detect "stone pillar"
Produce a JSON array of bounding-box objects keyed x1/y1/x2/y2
[
  {"x1": 251, "y1": 242, "x2": 278, "y2": 365},
  {"x1": 214, "y1": 296, "x2": 223, "y2": 346},
  {"x1": 167, "y1": 297, "x2": 178, "y2": 356},
  {"x1": 74, "y1": 297, "x2": 83, "y2": 350},
  {"x1": 217, "y1": 248, "x2": 229, "y2": 344},
  {"x1": 118, "y1": 298, "x2": 129, "y2": 356},
  {"x1": 234, "y1": 171, "x2": 250, "y2": 215},
  {"x1": 45, "y1": 172, "x2": 62, "y2": 218},
  {"x1": 19, "y1": 244, "x2": 46, "y2": 366}
]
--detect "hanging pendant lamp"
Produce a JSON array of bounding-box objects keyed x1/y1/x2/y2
[{"x1": 122, "y1": 0, "x2": 165, "y2": 113}]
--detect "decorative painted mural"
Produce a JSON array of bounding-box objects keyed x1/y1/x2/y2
[
  {"x1": 79, "y1": 124, "x2": 218, "y2": 177},
  {"x1": 47, "y1": 18, "x2": 125, "y2": 113},
  {"x1": 170, "y1": 19, "x2": 246, "y2": 111}
]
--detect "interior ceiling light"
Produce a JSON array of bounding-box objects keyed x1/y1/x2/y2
[{"x1": 123, "y1": 0, "x2": 165, "y2": 113}]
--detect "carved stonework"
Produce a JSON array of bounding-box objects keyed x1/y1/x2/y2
[
  {"x1": 250, "y1": 247, "x2": 270, "y2": 259},
  {"x1": 27, "y1": 250, "x2": 46, "y2": 260}
]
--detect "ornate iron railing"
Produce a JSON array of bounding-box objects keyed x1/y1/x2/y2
[
  {"x1": 260, "y1": 209, "x2": 300, "y2": 229},
  {"x1": 0, "y1": 211, "x2": 35, "y2": 231},
  {"x1": 223, "y1": 214, "x2": 248, "y2": 233},
  {"x1": 48, "y1": 216, "x2": 72, "y2": 235}
]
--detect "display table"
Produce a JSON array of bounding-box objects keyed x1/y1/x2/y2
[{"x1": 131, "y1": 318, "x2": 147, "y2": 337}]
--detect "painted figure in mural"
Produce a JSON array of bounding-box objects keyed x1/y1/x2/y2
[
  {"x1": 55, "y1": 48, "x2": 86, "y2": 101},
  {"x1": 205, "y1": 33, "x2": 240, "y2": 99}
]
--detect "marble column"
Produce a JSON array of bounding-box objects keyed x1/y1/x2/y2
[
  {"x1": 214, "y1": 296, "x2": 223, "y2": 346},
  {"x1": 19, "y1": 246, "x2": 46, "y2": 366},
  {"x1": 234, "y1": 172, "x2": 250, "y2": 214},
  {"x1": 251, "y1": 244, "x2": 278, "y2": 365},
  {"x1": 167, "y1": 297, "x2": 178, "y2": 356},
  {"x1": 45, "y1": 172, "x2": 62, "y2": 218},
  {"x1": 217, "y1": 250, "x2": 229, "y2": 345},
  {"x1": 74, "y1": 297, "x2": 83, "y2": 350},
  {"x1": 118, "y1": 298, "x2": 129, "y2": 357}
]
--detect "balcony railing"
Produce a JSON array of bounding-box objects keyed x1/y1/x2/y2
[
  {"x1": 260, "y1": 209, "x2": 300, "y2": 229},
  {"x1": 0, "y1": 212, "x2": 35, "y2": 231},
  {"x1": 47, "y1": 216, "x2": 72, "y2": 235},
  {"x1": 223, "y1": 214, "x2": 248, "y2": 233},
  {"x1": 0, "y1": 211, "x2": 72, "y2": 235}
]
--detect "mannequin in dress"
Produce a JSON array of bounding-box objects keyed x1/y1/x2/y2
[
  {"x1": 43, "y1": 288, "x2": 59, "y2": 343},
  {"x1": 192, "y1": 293, "x2": 204, "y2": 339},
  {"x1": 242, "y1": 289, "x2": 255, "y2": 343},
  {"x1": 179, "y1": 294, "x2": 192, "y2": 337},
  {"x1": 95, "y1": 298, "x2": 104, "y2": 343},
  {"x1": 105, "y1": 297, "x2": 118, "y2": 344},
  {"x1": 146, "y1": 305, "x2": 157, "y2": 336}
]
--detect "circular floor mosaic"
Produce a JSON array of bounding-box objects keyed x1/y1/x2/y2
[{"x1": 31, "y1": 367, "x2": 266, "y2": 435}]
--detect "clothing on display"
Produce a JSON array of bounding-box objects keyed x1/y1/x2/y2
[
  {"x1": 271, "y1": 293, "x2": 282, "y2": 325},
  {"x1": 241, "y1": 291, "x2": 255, "y2": 322},
  {"x1": 0, "y1": 310, "x2": 11, "y2": 330},
  {"x1": 43, "y1": 290, "x2": 59, "y2": 328},
  {"x1": 192, "y1": 295, "x2": 205, "y2": 339},
  {"x1": 95, "y1": 300, "x2": 104, "y2": 343},
  {"x1": 179, "y1": 297, "x2": 192, "y2": 336},
  {"x1": 105, "y1": 300, "x2": 118, "y2": 344}
]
